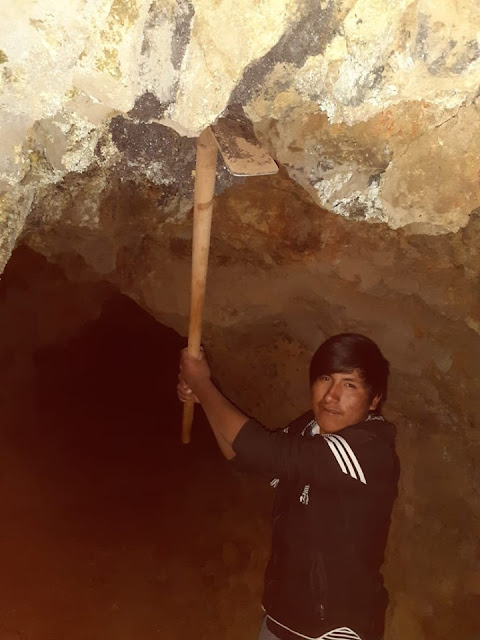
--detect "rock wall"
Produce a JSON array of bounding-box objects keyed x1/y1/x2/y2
[
  {"x1": 1, "y1": 1, "x2": 480, "y2": 638},
  {"x1": 22, "y1": 166, "x2": 480, "y2": 639}
]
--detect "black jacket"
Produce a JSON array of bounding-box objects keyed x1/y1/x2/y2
[{"x1": 232, "y1": 411, "x2": 399, "y2": 640}]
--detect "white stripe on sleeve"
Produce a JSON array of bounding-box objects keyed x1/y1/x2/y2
[
  {"x1": 323, "y1": 434, "x2": 358, "y2": 481},
  {"x1": 323, "y1": 434, "x2": 367, "y2": 484},
  {"x1": 323, "y1": 436, "x2": 349, "y2": 475},
  {"x1": 328, "y1": 434, "x2": 367, "y2": 485}
]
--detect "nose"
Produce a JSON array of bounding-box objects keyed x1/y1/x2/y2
[{"x1": 324, "y1": 380, "x2": 340, "y2": 402}]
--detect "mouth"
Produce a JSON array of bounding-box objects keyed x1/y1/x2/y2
[{"x1": 320, "y1": 406, "x2": 342, "y2": 415}]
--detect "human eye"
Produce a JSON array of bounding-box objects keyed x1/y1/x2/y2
[{"x1": 345, "y1": 381, "x2": 356, "y2": 389}]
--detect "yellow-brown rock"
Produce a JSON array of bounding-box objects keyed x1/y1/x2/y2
[{"x1": 0, "y1": 2, "x2": 479, "y2": 639}]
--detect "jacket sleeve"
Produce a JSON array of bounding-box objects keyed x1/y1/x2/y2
[
  {"x1": 228, "y1": 411, "x2": 313, "y2": 477},
  {"x1": 232, "y1": 418, "x2": 396, "y2": 490}
]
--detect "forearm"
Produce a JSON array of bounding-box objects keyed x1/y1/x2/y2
[{"x1": 194, "y1": 378, "x2": 249, "y2": 459}]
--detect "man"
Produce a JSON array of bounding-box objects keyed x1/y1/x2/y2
[{"x1": 178, "y1": 333, "x2": 399, "y2": 640}]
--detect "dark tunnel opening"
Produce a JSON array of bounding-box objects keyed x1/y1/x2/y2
[{"x1": 0, "y1": 247, "x2": 270, "y2": 639}]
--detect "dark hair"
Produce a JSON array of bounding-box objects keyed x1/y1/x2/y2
[{"x1": 309, "y1": 333, "x2": 390, "y2": 408}]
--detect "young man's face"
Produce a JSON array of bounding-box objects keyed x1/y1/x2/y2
[{"x1": 311, "y1": 369, "x2": 380, "y2": 434}]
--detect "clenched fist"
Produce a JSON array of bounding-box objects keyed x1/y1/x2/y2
[{"x1": 177, "y1": 346, "x2": 211, "y2": 403}]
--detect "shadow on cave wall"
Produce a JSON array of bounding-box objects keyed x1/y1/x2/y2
[
  {"x1": 0, "y1": 247, "x2": 270, "y2": 640},
  {"x1": 34, "y1": 291, "x2": 186, "y2": 446}
]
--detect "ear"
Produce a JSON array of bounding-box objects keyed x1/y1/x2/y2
[{"x1": 369, "y1": 394, "x2": 381, "y2": 412}]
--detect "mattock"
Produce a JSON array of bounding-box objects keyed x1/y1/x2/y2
[{"x1": 182, "y1": 106, "x2": 278, "y2": 444}]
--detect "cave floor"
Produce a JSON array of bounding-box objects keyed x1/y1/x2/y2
[{"x1": 0, "y1": 294, "x2": 270, "y2": 640}]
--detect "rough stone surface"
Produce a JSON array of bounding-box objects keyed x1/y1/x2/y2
[
  {"x1": 19, "y1": 166, "x2": 480, "y2": 639},
  {"x1": 1, "y1": 2, "x2": 480, "y2": 639},
  {"x1": 1, "y1": 0, "x2": 479, "y2": 268}
]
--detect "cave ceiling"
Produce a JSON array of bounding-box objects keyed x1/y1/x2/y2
[
  {"x1": 1, "y1": 4, "x2": 480, "y2": 637},
  {"x1": 1, "y1": 0, "x2": 480, "y2": 261}
]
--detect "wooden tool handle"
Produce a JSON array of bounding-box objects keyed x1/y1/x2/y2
[{"x1": 182, "y1": 128, "x2": 218, "y2": 444}]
